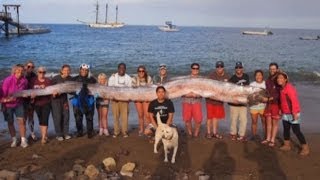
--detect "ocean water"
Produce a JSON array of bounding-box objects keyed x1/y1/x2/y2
[{"x1": 1, "y1": 25, "x2": 320, "y2": 82}]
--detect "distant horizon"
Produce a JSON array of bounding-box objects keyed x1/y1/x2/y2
[{"x1": 21, "y1": 23, "x2": 320, "y2": 31}]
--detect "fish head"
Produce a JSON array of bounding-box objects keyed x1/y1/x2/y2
[{"x1": 247, "y1": 89, "x2": 267, "y2": 106}]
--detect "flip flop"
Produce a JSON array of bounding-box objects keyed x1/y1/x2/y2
[{"x1": 212, "y1": 133, "x2": 223, "y2": 139}]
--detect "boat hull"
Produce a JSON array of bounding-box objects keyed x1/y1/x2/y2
[
  {"x1": 242, "y1": 31, "x2": 273, "y2": 36},
  {"x1": 89, "y1": 23, "x2": 124, "y2": 28},
  {"x1": 158, "y1": 26, "x2": 179, "y2": 32}
]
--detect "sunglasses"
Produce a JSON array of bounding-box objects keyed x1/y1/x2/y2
[
  {"x1": 27, "y1": 65, "x2": 34, "y2": 69},
  {"x1": 216, "y1": 66, "x2": 224, "y2": 68},
  {"x1": 235, "y1": 67, "x2": 243, "y2": 69},
  {"x1": 192, "y1": 67, "x2": 199, "y2": 70},
  {"x1": 38, "y1": 71, "x2": 46, "y2": 74},
  {"x1": 138, "y1": 70, "x2": 145, "y2": 73}
]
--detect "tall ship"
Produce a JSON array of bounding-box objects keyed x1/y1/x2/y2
[
  {"x1": 242, "y1": 29, "x2": 273, "y2": 36},
  {"x1": 79, "y1": 2, "x2": 124, "y2": 29}
]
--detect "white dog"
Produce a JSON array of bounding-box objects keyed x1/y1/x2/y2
[{"x1": 154, "y1": 112, "x2": 179, "y2": 164}]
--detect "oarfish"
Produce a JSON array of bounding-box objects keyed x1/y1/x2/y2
[{"x1": 11, "y1": 77, "x2": 266, "y2": 105}]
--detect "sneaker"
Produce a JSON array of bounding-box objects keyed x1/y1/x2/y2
[
  {"x1": 99, "y1": 128, "x2": 103, "y2": 136},
  {"x1": 113, "y1": 133, "x2": 119, "y2": 138},
  {"x1": 56, "y1": 136, "x2": 64, "y2": 141},
  {"x1": 123, "y1": 134, "x2": 129, "y2": 138},
  {"x1": 11, "y1": 137, "x2": 17, "y2": 148},
  {"x1": 31, "y1": 132, "x2": 37, "y2": 141},
  {"x1": 64, "y1": 135, "x2": 72, "y2": 140},
  {"x1": 103, "y1": 129, "x2": 110, "y2": 136},
  {"x1": 87, "y1": 132, "x2": 94, "y2": 139},
  {"x1": 76, "y1": 132, "x2": 83, "y2": 137},
  {"x1": 138, "y1": 131, "x2": 144, "y2": 137},
  {"x1": 20, "y1": 138, "x2": 29, "y2": 148}
]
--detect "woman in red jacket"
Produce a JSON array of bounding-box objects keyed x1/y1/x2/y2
[{"x1": 277, "y1": 72, "x2": 309, "y2": 156}]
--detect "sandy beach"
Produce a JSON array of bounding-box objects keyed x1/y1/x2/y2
[{"x1": 0, "y1": 83, "x2": 319, "y2": 179}]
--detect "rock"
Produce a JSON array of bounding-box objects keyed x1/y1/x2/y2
[
  {"x1": 73, "y1": 164, "x2": 85, "y2": 176},
  {"x1": 64, "y1": 171, "x2": 75, "y2": 180},
  {"x1": 77, "y1": 175, "x2": 89, "y2": 180},
  {"x1": 120, "y1": 162, "x2": 136, "y2": 177},
  {"x1": 182, "y1": 173, "x2": 188, "y2": 180},
  {"x1": 198, "y1": 174, "x2": 210, "y2": 180},
  {"x1": 44, "y1": 172, "x2": 55, "y2": 180},
  {"x1": 0, "y1": 170, "x2": 20, "y2": 180},
  {"x1": 74, "y1": 159, "x2": 85, "y2": 164},
  {"x1": 102, "y1": 157, "x2": 116, "y2": 172},
  {"x1": 144, "y1": 175, "x2": 152, "y2": 179},
  {"x1": 195, "y1": 170, "x2": 205, "y2": 176},
  {"x1": 84, "y1": 164, "x2": 99, "y2": 179},
  {"x1": 18, "y1": 164, "x2": 42, "y2": 175},
  {"x1": 32, "y1": 154, "x2": 42, "y2": 159},
  {"x1": 120, "y1": 149, "x2": 130, "y2": 156}
]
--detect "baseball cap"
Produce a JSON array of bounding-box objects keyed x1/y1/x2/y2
[
  {"x1": 216, "y1": 61, "x2": 224, "y2": 67},
  {"x1": 235, "y1": 61, "x2": 243, "y2": 68},
  {"x1": 159, "y1": 64, "x2": 167, "y2": 70}
]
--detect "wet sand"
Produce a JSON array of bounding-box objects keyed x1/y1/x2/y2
[{"x1": 0, "y1": 83, "x2": 319, "y2": 179}]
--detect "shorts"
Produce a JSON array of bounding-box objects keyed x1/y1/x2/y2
[
  {"x1": 35, "y1": 103, "x2": 51, "y2": 126},
  {"x1": 250, "y1": 109, "x2": 265, "y2": 115},
  {"x1": 182, "y1": 102, "x2": 202, "y2": 123},
  {"x1": 264, "y1": 103, "x2": 280, "y2": 120},
  {"x1": 3, "y1": 104, "x2": 24, "y2": 123},
  {"x1": 206, "y1": 103, "x2": 225, "y2": 119}
]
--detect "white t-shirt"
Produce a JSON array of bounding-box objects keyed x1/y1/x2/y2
[
  {"x1": 250, "y1": 81, "x2": 266, "y2": 110},
  {"x1": 108, "y1": 73, "x2": 132, "y2": 87}
]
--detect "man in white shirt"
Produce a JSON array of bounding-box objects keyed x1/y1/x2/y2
[{"x1": 108, "y1": 63, "x2": 132, "y2": 138}]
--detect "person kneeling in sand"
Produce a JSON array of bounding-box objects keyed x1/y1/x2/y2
[{"x1": 145, "y1": 86, "x2": 175, "y2": 139}]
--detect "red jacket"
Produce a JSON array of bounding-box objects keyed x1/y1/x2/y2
[{"x1": 280, "y1": 83, "x2": 300, "y2": 114}]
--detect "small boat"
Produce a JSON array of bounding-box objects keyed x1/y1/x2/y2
[
  {"x1": 9, "y1": 26, "x2": 51, "y2": 35},
  {"x1": 159, "y1": 21, "x2": 179, "y2": 32},
  {"x1": 84, "y1": 2, "x2": 124, "y2": 29},
  {"x1": 242, "y1": 29, "x2": 273, "y2": 36},
  {"x1": 299, "y1": 36, "x2": 320, "y2": 40}
]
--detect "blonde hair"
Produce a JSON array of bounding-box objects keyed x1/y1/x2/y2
[{"x1": 98, "y1": 73, "x2": 108, "y2": 85}]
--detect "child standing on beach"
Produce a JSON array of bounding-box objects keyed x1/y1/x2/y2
[
  {"x1": 277, "y1": 71, "x2": 309, "y2": 156},
  {"x1": 249, "y1": 70, "x2": 266, "y2": 140},
  {"x1": 96, "y1": 73, "x2": 110, "y2": 136}
]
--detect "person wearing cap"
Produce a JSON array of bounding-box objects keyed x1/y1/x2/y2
[
  {"x1": 1, "y1": 64, "x2": 29, "y2": 148},
  {"x1": 182, "y1": 63, "x2": 203, "y2": 138},
  {"x1": 108, "y1": 63, "x2": 132, "y2": 138},
  {"x1": 23, "y1": 60, "x2": 37, "y2": 141},
  {"x1": 276, "y1": 71, "x2": 309, "y2": 155},
  {"x1": 205, "y1": 61, "x2": 229, "y2": 139},
  {"x1": 261, "y1": 63, "x2": 281, "y2": 147},
  {"x1": 51, "y1": 64, "x2": 73, "y2": 141},
  {"x1": 228, "y1": 61, "x2": 250, "y2": 142},
  {"x1": 132, "y1": 65, "x2": 153, "y2": 136},
  {"x1": 153, "y1": 64, "x2": 169, "y2": 85},
  {"x1": 72, "y1": 63, "x2": 97, "y2": 138},
  {"x1": 30, "y1": 66, "x2": 52, "y2": 144}
]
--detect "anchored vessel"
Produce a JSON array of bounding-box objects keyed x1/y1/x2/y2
[
  {"x1": 242, "y1": 29, "x2": 273, "y2": 36},
  {"x1": 159, "y1": 21, "x2": 179, "y2": 32}
]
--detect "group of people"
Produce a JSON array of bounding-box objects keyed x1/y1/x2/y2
[{"x1": 0, "y1": 60, "x2": 309, "y2": 156}]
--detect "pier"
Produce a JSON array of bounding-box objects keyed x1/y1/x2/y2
[{"x1": 0, "y1": 4, "x2": 25, "y2": 37}]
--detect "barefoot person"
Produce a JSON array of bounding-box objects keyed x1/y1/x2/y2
[
  {"x1": 30, "y1": 66, "x2": 52, "y2": 144},
  {"x1": 1, "y1": 64, "x2": 29, "y2": 148},
  {"x1": 249, "y1": 70, "x2": 266, "y2": 141},
  {"x1": 51, "y1": 64, "x2": 72, "y2": 141},
  {"x1": 96, "y1": 73, "x2": 110, "y2": 136},
  {"x1": 132, "y1": 65, "x2": 153, "y2": 136},
  {"x1": 229, "y1": 62, "x2": 250, "y2": 141},
  {"x1": 277, "y1": 71, "x2": 309, "y2": 155},
  {"x1": 145, "y1": 86, "x2": 175, "y2": 136},
  {"x1": 205, "y1": 61, "x2": 229, "y2": 139},
  {"x1": 261, "y1": 63, "x2": 281, "y2": 147},
  {"x1": 24, "y1": 60, "x2": 37, "y2": 140},
  {"x1": 153, "y1": 64, "x2": 169, "y2": 85},
  {"x1": 182, "y1": 63, "x2": 203, "y2": 137},
  {"x1": 108, "y1": 63, "x2": 132, "y2": 138},
  {"x1": 72, "y1": 63, "x2": 97, "y2": 138}
]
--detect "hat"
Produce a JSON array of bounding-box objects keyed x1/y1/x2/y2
[
  {"x1": 80, "y1": 63, "x2": 90, "y2": 70},
  {"x1": 159, "y1": 64, "x2": 167, "y2": 70},
  {"x1": 235, "y1": 61, "x2": 243, "y2": 68},
  {"x1": 216, "y1": 61, "x2": 224, "y2": 67},
  {"x1": 276, "y1": 70, "x2": 289, "y2": 82}
]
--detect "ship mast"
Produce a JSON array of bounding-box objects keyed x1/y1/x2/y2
[
  {"x1": 115, "y1": 5, "x2": 118, "y2": 24},
  {"x1": 105, "y1": 3, "x2": 108, "y2": 24},
  {"x1": 95, "y1": 1, "x2": 99, "y2": 24}
]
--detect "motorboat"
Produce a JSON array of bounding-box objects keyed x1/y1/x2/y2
[
  {"x1": 242, "y1": 29, "x2": 273, "y2": 36},
  {"x1": 159, "y1": 21, "x2": 179, "y2": 32}
]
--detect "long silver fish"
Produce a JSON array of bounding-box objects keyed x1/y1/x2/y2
[{"x1": 11, "y1": 77, "x2": 266, "y2": 105}]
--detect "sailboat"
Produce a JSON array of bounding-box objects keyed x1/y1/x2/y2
[{"x1": 87, "y1": 2, "x2": 124, "y2": 28}]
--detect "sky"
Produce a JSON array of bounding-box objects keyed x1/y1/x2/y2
[{"x1": 1, "y1": 0, "x2": 320, "y2": 29}]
